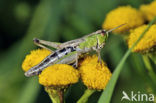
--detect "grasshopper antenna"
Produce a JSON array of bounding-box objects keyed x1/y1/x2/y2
[{"x1": 106, "y1": 23, "x2": 127, "y2": 33}]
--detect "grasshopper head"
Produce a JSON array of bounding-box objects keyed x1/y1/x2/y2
[
  {"x1": 97, "y1": 23, "x2": 126, "y2": 46},
  {"x1": 97, "y1": 30, "x2": 109, "y2": 46}
]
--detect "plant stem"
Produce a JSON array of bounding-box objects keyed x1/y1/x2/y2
[
  {"x1": 45, "y1": 87, "x2": 62, "y2": 103},
  {"x1": 142, "y1": 55, "x2": 156, "y2": 85},
  {"x1": 148, "y1": 52, "x2": 156, "y2": 64},
  {"x1": 58, "y1": 89, "x2": 64, "y2": 103},
  {"x1": 98, "y1": 16, "x2": 156, "y2": 103},
  {"x1": 77, "y1": 89, "x2": 95, "y2": 103}
]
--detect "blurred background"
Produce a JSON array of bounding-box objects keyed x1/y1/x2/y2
[{"x1": 0, "y1": 0, "x2": 155, "y2": 103}]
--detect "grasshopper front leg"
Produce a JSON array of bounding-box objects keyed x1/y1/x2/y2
[
  {"x1": 76, "y1": 52, "x2": 79, "y2": 68},
  {"x1": 96, "y1": 49, "x2": 102, "y2": 64}
]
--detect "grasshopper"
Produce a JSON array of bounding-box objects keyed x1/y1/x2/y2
[{"x1": 24, "y1": 24, "x2": 125, "y2": 77}]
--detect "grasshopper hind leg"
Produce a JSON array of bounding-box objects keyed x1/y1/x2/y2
[
  {"x1": 33, "y1": 38, "x2": 53, "y2": 52},
  {"x1": 33, "y1": 38, "x2": 62, "y2": 49}
]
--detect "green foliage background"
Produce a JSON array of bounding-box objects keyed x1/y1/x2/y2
[{"x1": 0, "y1": 0, "x2": 155, "y2": 103}]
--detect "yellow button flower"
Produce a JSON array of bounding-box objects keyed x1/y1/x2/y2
[
  {"x1": 128, "y1": 24, "x2": 156, "y2": 53},
  {"x1": 39, "y1": 64, "x2": 79, "y2": 87},
  {"x1": 140, "y1": 1, "x2": 156, "y2": 21},
  {"x1": 103, "y1": 6, "x2": 144, "y2": 33},
  {"x1": 22, "y1": 49, "x2": 51, "y2": 72},
  {"x1": 79, "y1": 55, "x2": 99, "y2": 66},
  {"x1": 79, "y1": 55, "x2": 112, "y2": 90}
]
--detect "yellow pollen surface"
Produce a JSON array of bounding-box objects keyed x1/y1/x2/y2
[
  {"x1": 103, "y1": 6, "x2": 144, "y2": 33},
  {"x1": 39, "y1": 64, "x2": 79, "y2": 87},
  {"x1": 22, "y1": 49, "x2": 51, "y2": 72},
  {"x1": 128, "y1": 25, "x2": 156, "y2": 53},
  {"x1": 79, "y1": 55, "x2": 112, "y2": 90},
  {"x1": 140, "y1": 1, "x2": 156, "y2": 21}
]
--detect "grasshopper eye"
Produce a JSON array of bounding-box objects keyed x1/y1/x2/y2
[
  {"x1": 101, "y1": 30, "x2": 106, "y2": 36},
  {"x1": 99, "y1": 45, "x2": 103, "y2": 49}
]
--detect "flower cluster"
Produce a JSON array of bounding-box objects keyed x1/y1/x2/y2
[
  {"x1": 103, "y1": 1, "x2": 156, "y2": 54},
  {"x1": 22, "y1": 49, "x2": 111, "y2": 90},
  {"x1": 140, "y1": 1, "x2": 156, "y2": 21},
  {"x1": 128, "y1": 25, "x2": 156, "y2": 53},
  {"x1": 103, "y1": 6, "x2": 144, "y2": 33},
  {"x1": 79, "y1": 55, "x2": 112, "y2": 90},
  {"x1": 39, "y1": 64, "x2": 79, "y2": 87}
]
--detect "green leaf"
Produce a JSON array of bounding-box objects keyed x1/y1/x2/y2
[
  {"x1": 16, "y1": 77, "x2": 40, "y2": 103},
  {"x1": 98, "y1": 16, "x2": 156, "y2": 103},
  {"x1": 77, "y1": 89, "x2": 95, "y2": 103},
  {"x1": 0, "y1": 0, "x2": 63, "y2": 103},
  {"x1": 148, "y1": 52, "x2": 156, "y2": 64}
]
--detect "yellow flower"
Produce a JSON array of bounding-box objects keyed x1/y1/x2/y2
[
  {"x1": 103, "y1": 6, "x2": 144, "y2": 33},
  {"x1": 79, "y1": 55, "x2": 112, "y2": 90},
  {"x1": 80, "y1": 55, "x2": 99, "y2": 66},
  {"x1": 39, "y1": 64, "x2": 79, "y2": 87},
  {"x1": 128, "y1": 24, "x2": 156, "y2": 53},
  {"x1": 22, "y1": 49, "x2": 51, "y2": 72},
  {"x1": 140, "y1": 1, "x2": 156, "y2": 21}
]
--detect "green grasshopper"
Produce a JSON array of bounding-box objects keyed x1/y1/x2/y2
[{"x1": 24, "y1": 24, "x2": 125, "y2": 77}]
